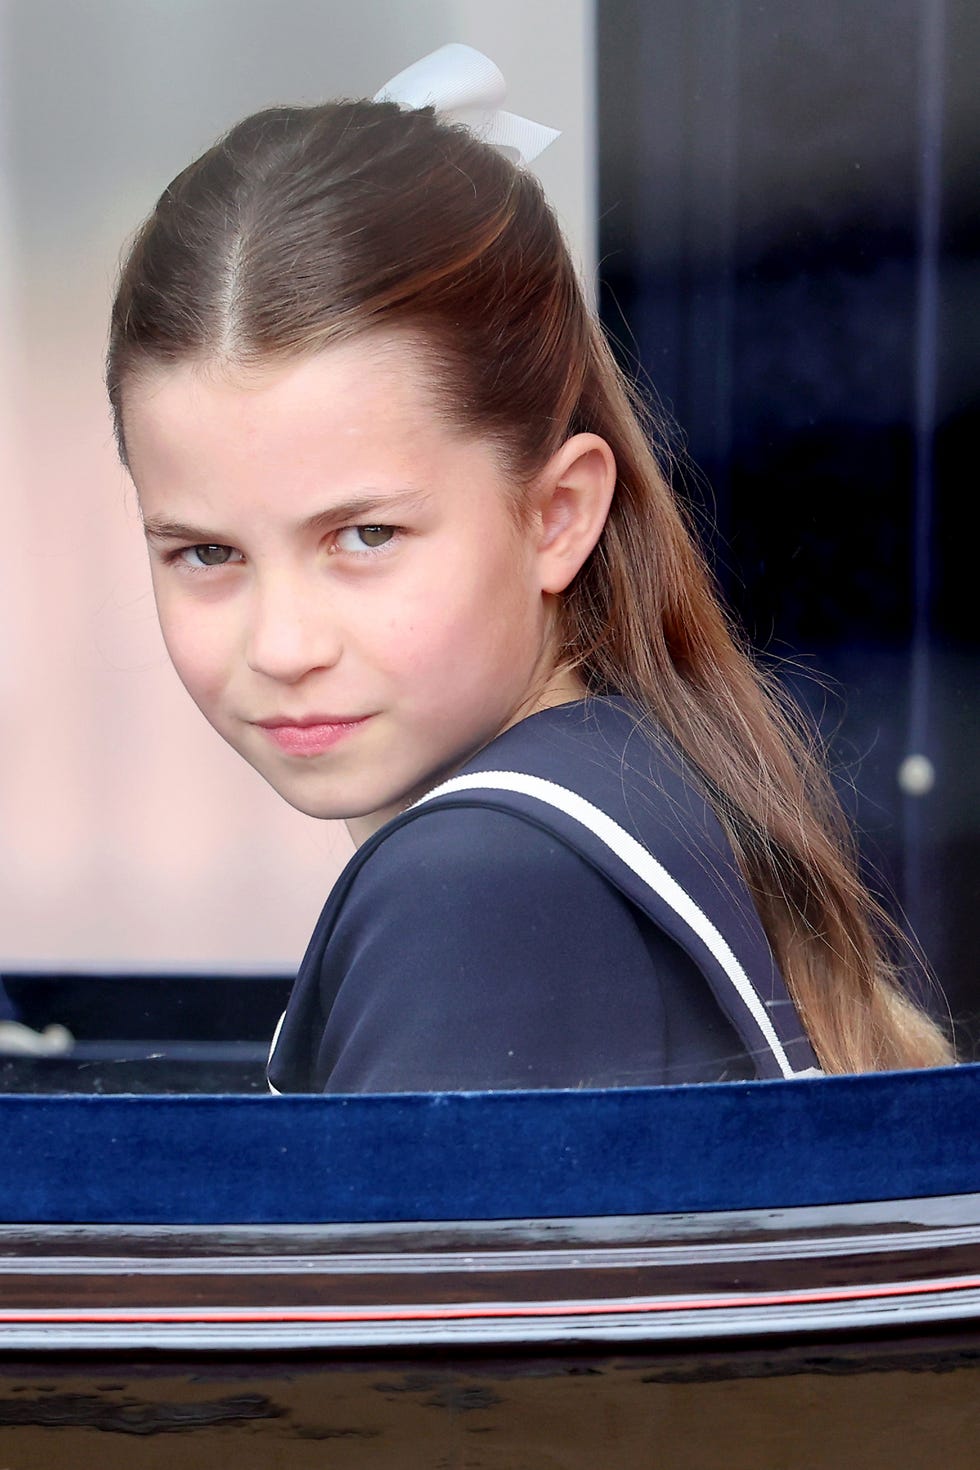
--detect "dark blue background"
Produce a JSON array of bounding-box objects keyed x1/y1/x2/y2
[{"x1": 598, "y1": 0, "x2": 979, "y2": 1051}]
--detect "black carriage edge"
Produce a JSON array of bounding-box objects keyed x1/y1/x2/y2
[{"x1": 0, "y1": 1064, "x2": 978, "y2": 1352}]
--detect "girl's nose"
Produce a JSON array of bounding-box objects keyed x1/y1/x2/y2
[{"x1": 244, "y1": 574, "x2": 342, "y2": 683}]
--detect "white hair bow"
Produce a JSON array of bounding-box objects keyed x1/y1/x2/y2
[{"x1": 374, "y1": 43, "x2": 560, "y2": 166}]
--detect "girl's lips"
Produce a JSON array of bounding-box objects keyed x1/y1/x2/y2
[{"x1": 259, "y1": 716, "x2": 371, "y2": 757}]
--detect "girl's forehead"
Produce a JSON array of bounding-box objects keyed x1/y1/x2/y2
[
  {"x1": 129, "y1": 335, "x2": 434, "y2": 420},
  {"x1": 124, "y1": 340, "x2": 519, "y2": 521},
  {"x1": 123, "y1": 337, "x2": 461, "y2": 471}
]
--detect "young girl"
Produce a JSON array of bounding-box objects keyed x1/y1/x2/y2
[{"x1": 107, "y1": 47, "x2": 952, "y2": 1092}]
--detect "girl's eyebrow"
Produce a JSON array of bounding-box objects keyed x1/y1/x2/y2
[
  {"x1": 302, "y1": 488, "x2": 432, "y2": 534},
  {"x1": 141, "y1": 489, "x2": 431, "y2": 543},
  {"x1": 142, "y1": 517, "x2": 218, "y2": 543}
]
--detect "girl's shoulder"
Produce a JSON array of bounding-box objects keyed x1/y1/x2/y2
[
  {"x1": 374, "y1": 695, "x2": 720, "y2": 868},
  {"x1": 447, "y1": 694, "x2": 716, "y2": 839},
  {"x1": 404, "y1": 695, "x2": 745, "y2": 943},
  {"x1": 398, "y1": 696, "x2": 817, "y2": 1081}
]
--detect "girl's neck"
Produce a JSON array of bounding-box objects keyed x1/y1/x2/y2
[{"x1": 344, "y1": 667, "x2": 588, "y2": 848}]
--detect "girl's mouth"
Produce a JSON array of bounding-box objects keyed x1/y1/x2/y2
[{"x1": 258, "y1": 716, "x2": 371, "y2": 757}]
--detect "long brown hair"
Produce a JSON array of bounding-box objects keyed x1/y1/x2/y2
[{"x1": 107, "y1": 100, "x2": 952, "y2": 1072}]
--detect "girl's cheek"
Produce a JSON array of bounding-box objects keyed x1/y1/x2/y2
[
  {"x1": 382, "y1": 609, "x2": 455, "y2": 669},
  {"x1": 157, "y1": 605, "x2": 229, "y2": 693}
]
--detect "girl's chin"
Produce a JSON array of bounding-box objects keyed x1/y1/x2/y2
[{"x1": 252, "y1": 769, "x2": 404, "y2": 829}]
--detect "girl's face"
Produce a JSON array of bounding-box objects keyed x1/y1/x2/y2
[{"x1": 123, "y1": 336, "x2": 587, "y2": 841}]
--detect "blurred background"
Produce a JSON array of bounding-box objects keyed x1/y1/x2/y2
[
  {"x1": 600, "y1": 0, "x2": 979, "y2": 1053},
  {"x1": 0, "y1": 0, "x2": 595, "y2": 1084},
  {"x1": 0, "y1": 0, "x2": 975, "y2": 1082}
]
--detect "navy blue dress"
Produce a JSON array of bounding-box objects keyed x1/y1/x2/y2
[{"x1": 268, "y1": 698, "x2": 817, "y2": 1093}]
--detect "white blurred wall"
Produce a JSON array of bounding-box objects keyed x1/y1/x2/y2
[{"x1": 0, "y1": 0, "x2": 596, "y2": 970}]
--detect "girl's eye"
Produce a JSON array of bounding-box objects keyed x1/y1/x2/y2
[
  {"x1": 334, "y1": 525, "x2": 397, "y2": 554},
  {"x1": 177, "y1": 544, "x2": 242, "y2": 568}
]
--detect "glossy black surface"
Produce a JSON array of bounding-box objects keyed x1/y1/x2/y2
[
  {"x1": 1, "y1": 1193, "x2": 979, "y2": 1349},
  {"x1": 1, "y1": 1199, "x2": 979, "y2": 1465},
  {"x1": 1, "y1": 1333, "x2": 978, "y2": 1468}
]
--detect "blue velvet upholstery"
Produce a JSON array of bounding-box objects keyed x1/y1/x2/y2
[{"x1": 0, "y1": 1064, "x2": 976, "y2": 1224}]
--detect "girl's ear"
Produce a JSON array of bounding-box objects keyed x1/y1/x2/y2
[{"x1": 533, "y1": 433, "x2": 617, "y2": 594}]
